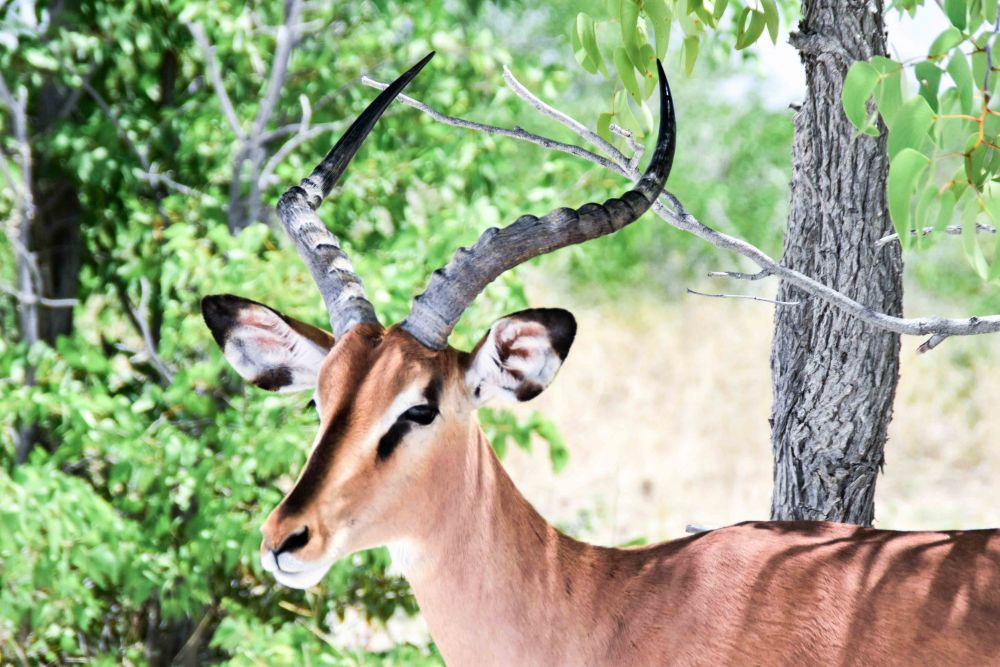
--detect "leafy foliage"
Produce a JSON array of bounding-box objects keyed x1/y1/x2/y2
[
  {"x1": 569, "y1": 0, "x2": 791, "y2": 141},
  {"x1": 0, "y1": 0, "x2": 588, "y2": 663},
  {"x1": 842, "y1": 1, "x2": 1000, "y2": 277}
]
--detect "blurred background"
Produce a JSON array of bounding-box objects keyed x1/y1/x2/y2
[{"x1": 1, "y1": 0, "x2": 998, "y2": 664}]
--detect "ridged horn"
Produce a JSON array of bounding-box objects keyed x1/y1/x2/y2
[
  {"x1": 276, "y1": 52, "x2": 434, "y2": 337},
  {"x1": 402, "y1": 59, "x2": 676, "y2": 350}
]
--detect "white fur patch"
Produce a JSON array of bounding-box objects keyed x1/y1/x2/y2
[
  {"x1": 222, "y1": 309, "x2": 329, "y2": 392},
  {"x1": 466, "y1": 318, "x2": 563, "y2": 404},
  {"x1": 387, "y1": 539, "x2": 421, "y2": 577}
]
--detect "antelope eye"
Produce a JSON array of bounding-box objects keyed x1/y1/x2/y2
[{"x1": 400, "y1": 404, "x2": 438, "y2": 426}]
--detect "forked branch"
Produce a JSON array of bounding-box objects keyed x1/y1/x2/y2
[{"x1": 362, "y1": 68, "x2": 1000, "y2": 351}]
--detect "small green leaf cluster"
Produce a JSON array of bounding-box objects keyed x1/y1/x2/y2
[
  {"x1": 480, "y1": 408, "x2": 570, "y2": 472},
  {"x1": 843, "y1": 2, "x2": 1000, "y2": 277},
  {"x1": 571, "y1": 0, "x2": 784, "y2": 141}
]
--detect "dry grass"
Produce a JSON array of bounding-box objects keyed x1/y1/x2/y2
[{"x1": 503, "y1": 290, "x2": 1000, "y2": 546}]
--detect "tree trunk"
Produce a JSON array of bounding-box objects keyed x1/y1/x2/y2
[{"x1": 769, "y1": 0, "x2": 903, "y2": 526}]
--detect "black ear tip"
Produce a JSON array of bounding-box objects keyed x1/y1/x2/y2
[
  {"x1": 522, "y1": 307, "x2": 576, "y2": 361},
  {"x1": 201, "y1": 294, "x2": 244, "y2": 347},
  {"x1": 201, "y1": 293, "x2": 236, "y2": 319},
  {"x1": 552, "y1": 309, "x2": 577, "y2": 361}
]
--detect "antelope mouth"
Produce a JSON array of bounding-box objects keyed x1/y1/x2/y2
[{"x1": 261, "y1": 548, "x2": 332, "y2": 589}]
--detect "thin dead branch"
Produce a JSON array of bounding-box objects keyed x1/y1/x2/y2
[
  {"x1": 686, "y1": 288, "x2": 801, "y2": 307},
  {"x1": 875, "y1": 223, "x2": 997, "y2": 250},
  {"x1": 362, "y1": 69, "x2": 1000, "y2": 351}
]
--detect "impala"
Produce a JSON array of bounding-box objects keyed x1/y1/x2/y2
[{"x1": 202, "y1": 53, "x2": 1000, "y2": 665}]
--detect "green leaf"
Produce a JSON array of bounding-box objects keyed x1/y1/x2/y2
[
  {"x1": 760, "y1": 0, "x2": 780, "y2": 43},
  {"x1": 913, "y1": 182, "x2": 938, "y2": 241},
  {"x1": 644, "y1": 0, "x2": 672, "y2": 58},
  {"x1": 617, "y1": 94, "x2": 645, "y2": 134},
  {"x1": 887, "y1": 148, "x2": 932, "y2": 247},
  {"x1": 888, "y1": 96, "x2": 934, "y2": 158},
  {"x1": 945, "y1": 0, "x2": 967, "y2": 29},
  {"x1": 962, "y1": 206, "x2": 990, "y2": 278},
  {"x1": 713, "y1": 0, "x2": 730, "y2": 20},
  {"x1": 935, "y1": 188, "x2": 958, "y2": 230},
  {"x1": 972, "y1": 48, "x2": 988, "y2": 91},
  {"x1": 575, "y1": 13, "x2": 604, "y2": 75},
  {"x1": 683, "y1": 35, "x2": 700, "y2": 75},
  {"x1": 24, "y1": 49, "x2": 59, "y2": 70},
  {"x1": 842, "y1": 61, "x2": 879, "y2": 134},
  {"x1": 947, "y1": 50, "x2": 974, "y2": 114},
  {"x1": 986, "y1": 0, "x2": 1000, "y2": 28},
  {"x1": 614, "y1": 46, "x2": 643, "y2": 101},
  {"x1": 641, "y1": 43, "x2": 658, "y2": 95},
  {"x1": 597, "y1": 112, "x2": 614, "y2": 143},
  {"x1": 915, "y1": 61, "x2": 943, "y2": 111},
  {"x1": 970, "y1": 0, "x2": 985, "y2": 26},
  {"x1": 688, "y1": 0, "x2": 715, "y2": 25},
  {"x1": 570, "y1": 16, "x2": 593, "y2": 73},
  {"x1": 735, "y1": 9, "x2": 766, "y2": 50},
  {"x1": 872, "y1": 60, "x2": 904, "y2": 127},
  {"x1": 620, "y1": 0, "x2": 643, "y2": 70},
  {"x1": 638, "y1": 96, "x2": 654, "y2": 133},
  {"x1": 965, "y1": 135, "x2": 991, "y2": 186},
  {"x1": 929, "y1": 26, "x2": 964, "y2": 56}
]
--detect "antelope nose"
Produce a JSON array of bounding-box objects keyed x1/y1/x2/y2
[{"x1": 272, "y1": 525, "x2": 310, "y2": 556}]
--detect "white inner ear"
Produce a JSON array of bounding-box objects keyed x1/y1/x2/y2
[
  {"x1": 466, "y1": 319, "x2": 562, "y2": 404},
  {"x1": 223, "y1": 308, "x2": 329, "y2": 392}
]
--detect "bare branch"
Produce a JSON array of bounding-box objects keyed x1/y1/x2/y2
[
  {"x1": 502, "y1": 65, "x2": 629, "y2": 167},
  {"x1": 875, "y1": 223, "x2": 997, "y2": 250},
  {"x1": 917, "y1": 334, "x2": 950, "y2": 354},
  {"x1": 251, "y1": 0, "x2": 302, "y2": 141},
  {"x1": 0, "y1": 283, "x2": 78, "y2": 307},
  {"x1": 360, "y1": 76, "x2": 627, "y2": 176},
  {"x1": 186, "y1": 21, "x2": 246, "y2": 139},
  {"x1": 685, "y1": 524, "x2": 714, "y2": 534},
  {"x1": 82, "y1": 80, "x2": 150, "y2": 169},
  {"x1": 258, "y1": 121, "x2": 341, "y2": 190},
  {"x1": 138, "y1": 165, "x2": 214, "y2": 201},
  {"x1": 0, "y1": 148, "x2": 17, "y2": 194},
  {"x1": 708, "y1": 268, "x2": 773, "y2": 281},
  {"x1": 658, "y1": 193, "x2": 1000, "y2": 340},
  {"x1": 610, "y1": 123, "x2": 644, "y2": 172},
  {"x1": 376, "y1": 72, "x2": 1000, "y2": 349},
  {"x1": 686, "y1": 288, "x2": 801, "y2": 307},
  {"x1": 132, "y1": 277, "x2": 174, "y2": 384}
]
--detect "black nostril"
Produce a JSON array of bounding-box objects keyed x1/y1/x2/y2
[{"x1": 274, "y1": 525, "x2": 310, "y2": 556}]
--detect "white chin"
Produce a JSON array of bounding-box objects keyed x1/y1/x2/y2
[{"x1": 272, "y1": 563, "x2": 330, "y2": 589}]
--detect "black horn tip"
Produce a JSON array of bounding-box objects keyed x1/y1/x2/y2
[{"x1": 414, "y1": 51, "x2": 436, "y2": 69}]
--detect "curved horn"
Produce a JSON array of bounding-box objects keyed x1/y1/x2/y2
[
  {"x1": 401, "y1": 60, "x2": 676, "y2": 350},
  {"x1": 276, "y1": 52, "x2": 434, "y2": 337}
]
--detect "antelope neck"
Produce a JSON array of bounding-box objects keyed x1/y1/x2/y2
[{"x1": 392, "y1": 425, "x2": 605, "y2": 666}]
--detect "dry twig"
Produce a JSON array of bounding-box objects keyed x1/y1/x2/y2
[{"x1": 362, "y1": 67, "x2": 1000, "y2": 351}]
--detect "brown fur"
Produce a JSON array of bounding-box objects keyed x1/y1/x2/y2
[{"x1": 256, "y1": 324, "x2": 1000, "y2": 667}]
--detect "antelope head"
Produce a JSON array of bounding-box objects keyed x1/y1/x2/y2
[{"x1": 202, "y1": 52, "x2": 675, "y2": 589}]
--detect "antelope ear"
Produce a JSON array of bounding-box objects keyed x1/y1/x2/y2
[
  {"x1": 465, "y1": 308, "x2": 576, "y2": 404},
  {"x1": 201, "y1": 294, "x2": 334, "y2": 392}
]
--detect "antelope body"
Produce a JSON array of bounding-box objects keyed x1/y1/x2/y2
[{"x1": 202, "y1": 53, "x2": 1000, "y2": 665}]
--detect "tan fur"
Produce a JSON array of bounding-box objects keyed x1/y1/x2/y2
[{"x1": 260, "y1": 326, "x2": 1000, "y2": 666}]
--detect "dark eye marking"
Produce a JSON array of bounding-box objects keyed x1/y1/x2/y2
[
  {"x1": 377, "y1": 421, "x2": 411, "y2": 461},
  {"x1": 376, "y1": 404, "x2": 438, "y2": 461},
  {"x1": 376, "y1": 379, "x2": 442, "y2": 462}
]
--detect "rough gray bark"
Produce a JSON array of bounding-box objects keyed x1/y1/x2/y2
[{"x1": 769, "y1": 0, "x2": 902, "y2": 525}]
